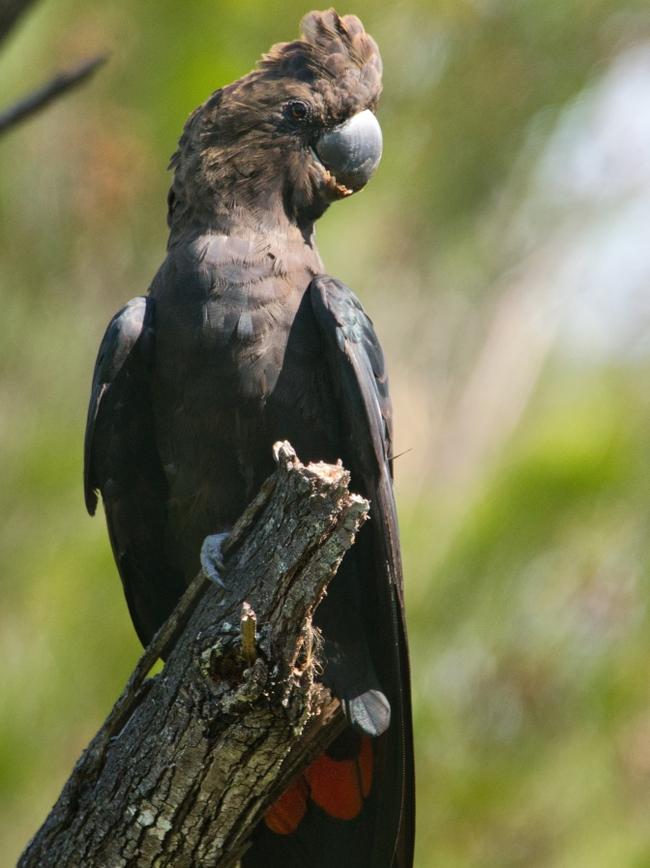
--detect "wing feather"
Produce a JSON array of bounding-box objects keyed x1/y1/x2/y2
[
  {"x1": 84, "y1": 297, "x2": 153, "y2": 515},
  {"x1": 310, "y1": 276, "x2": 414, "y2": 868},
  {"x1": 84, "y1": 296, "x2": 185, "y2": 646}
]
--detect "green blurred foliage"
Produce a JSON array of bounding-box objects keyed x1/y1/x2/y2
[{"x1": 2, "y1": 0, "x2": 650, "y2": 865}]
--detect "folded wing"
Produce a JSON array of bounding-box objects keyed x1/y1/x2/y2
[{"x1": 84, "y1": 296, "x2": 185, "y2": 646}]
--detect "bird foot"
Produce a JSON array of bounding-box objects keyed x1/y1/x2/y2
[
  {"x1": 200, "y1": 532, "x2": 230, "y2": 588},
  {"x1": 343, "y1": 689, "x2": 391, "y2": 737}
]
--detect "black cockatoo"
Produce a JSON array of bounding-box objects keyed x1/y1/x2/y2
[{"x1": 84, "y1": 10, "x2": 414, "y2": 867}]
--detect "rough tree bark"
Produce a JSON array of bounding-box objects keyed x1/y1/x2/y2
[{"x1": 19, "y1": 442, "x2": 369, "y2": 868}]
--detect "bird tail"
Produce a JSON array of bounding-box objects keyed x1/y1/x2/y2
[{"x1": 243, "y1": 729, "x2": 387, "y2": 868}]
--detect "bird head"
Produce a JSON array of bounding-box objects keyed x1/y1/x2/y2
[{"x1": 168, "y1": 9, "x2": 383, "y2": 234}]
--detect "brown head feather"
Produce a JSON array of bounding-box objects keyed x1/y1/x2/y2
[
  {"x1": 167, "y1": 10, "x2": 382, "y2": 237},
  {"x1": 257, "y1": 9, "x2": 382, "y2": 115}
]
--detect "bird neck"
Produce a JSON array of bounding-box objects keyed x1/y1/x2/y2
[
  {"x1": 167, "y1": 190, "x2": 320, "y2": 251},
  {"x1": 167, "y1": 155, "x2": 330, "y2": 249}
]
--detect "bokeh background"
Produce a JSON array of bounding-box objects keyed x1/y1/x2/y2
[{"x1": 2, "y1": 1, "x2": 650, "y2": 865}]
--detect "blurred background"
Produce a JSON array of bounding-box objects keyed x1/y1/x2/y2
[{"x1": 2, "y1": 0, "x2": 650, "y2": 864}]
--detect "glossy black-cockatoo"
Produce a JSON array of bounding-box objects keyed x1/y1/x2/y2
[{"x1": 84, "y1": 9, "x2": 414, "y2": 867}]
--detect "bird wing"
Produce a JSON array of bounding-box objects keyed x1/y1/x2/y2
[
  {"x1": 309, "y1": 275, "x2": 415, "y2": 868},
  {"x1": 84, "y1": 296, "x2": 185, "y2": 646}
]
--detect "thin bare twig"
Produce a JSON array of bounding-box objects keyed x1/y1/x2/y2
[
  {"x1": 0, "y1": 0, "x2": 39, "y2": 47},
  {"x1": 0, "y1": 54, "x2": 107, "y2": 136}
]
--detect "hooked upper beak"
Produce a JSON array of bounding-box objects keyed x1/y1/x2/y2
[{"x1": 314, "y1": 109, "x2": 383, "y2": 193}]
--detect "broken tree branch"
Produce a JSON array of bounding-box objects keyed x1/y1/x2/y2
[
  {"x1": 19, "y1": 442, "x2": 368, "y2": 868},
  {"x1": 0, "y1": 54, "x2": 106, "y2": 136},
  {"x1": 0, "y1": 0, "x2": 39, "y2": 47}
]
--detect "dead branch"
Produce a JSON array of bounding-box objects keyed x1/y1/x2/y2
[
  {"x1": 0, "y1": 0, "x2": 39, "y2": 46},
  {"x1": 19, "y1": 442, "x2": 368, "y2": 868},
  {"x1": 0, "y1": 54, "x2": 106, "y2": 136}
]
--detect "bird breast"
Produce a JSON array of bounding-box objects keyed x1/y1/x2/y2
[{"x1": 148, "y1": 231, "x2": 324, "y2": 554}]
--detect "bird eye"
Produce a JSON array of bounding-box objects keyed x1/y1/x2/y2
[{"x1": 285, "y1": 100, "x2": 310, "y2": 122}]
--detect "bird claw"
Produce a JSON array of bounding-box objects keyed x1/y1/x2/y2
[{"x1": 200, "y1": 532, "x2": 230, "y2": 588}]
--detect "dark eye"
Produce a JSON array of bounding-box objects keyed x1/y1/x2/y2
[{"x1": 284, "y1": 100, "x2": 310, "y2": 123}]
